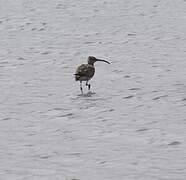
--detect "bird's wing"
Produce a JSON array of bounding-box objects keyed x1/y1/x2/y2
[{"x1": 75, "y1": 64, "x2": 95, "y2": 77}]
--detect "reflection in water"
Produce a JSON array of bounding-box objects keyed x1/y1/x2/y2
[{"x1": 77, "y1": 91, "x2": 96, "y2": 97}]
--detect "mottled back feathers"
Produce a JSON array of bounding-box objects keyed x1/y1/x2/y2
[{"x1": 75, "y1": 64, "x2": 95, "y2": 81}]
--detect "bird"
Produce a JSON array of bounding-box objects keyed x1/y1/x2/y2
[{"x1": 74, "y1": 56, "x2": 110, "y2": 94}]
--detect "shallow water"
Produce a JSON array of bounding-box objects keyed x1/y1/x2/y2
[{"x1": 0, "y1": 0, "x2": 186, "y2": 179}]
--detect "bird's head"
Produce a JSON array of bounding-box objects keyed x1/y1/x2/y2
[{"x1": 87, "y1": 56, "x2": 110, "y2": 65}]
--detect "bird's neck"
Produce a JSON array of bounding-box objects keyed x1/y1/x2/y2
[{"x1": 88, "y1": 62, "x2": 94, "y2": 66}]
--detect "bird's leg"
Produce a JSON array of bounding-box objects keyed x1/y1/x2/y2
[
  {"x1": 86, "y1": 81, "x2": 91, "y2": 91},
  {"x1": 80, "y1": 81, "x2": 83, "y2": 94}
]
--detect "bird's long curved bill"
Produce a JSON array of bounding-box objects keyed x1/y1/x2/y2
[{"x1": 96, "y1": 59, "x2": 110, "y2": 64}]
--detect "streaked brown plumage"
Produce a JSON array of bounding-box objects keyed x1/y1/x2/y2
[
  {"x1": 74, "y1": 56, "x2": 110, "y2": 94},
  {"x1": 75, "y1": 64, "x2": 95, "y2": 81}
]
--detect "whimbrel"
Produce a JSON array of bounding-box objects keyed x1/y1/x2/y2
[{"x1": 74, "y1": 56, "x2": 110, "y2": 94}]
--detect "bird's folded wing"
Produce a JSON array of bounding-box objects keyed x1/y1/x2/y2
[{"x1": 75, "y1": 64, "x2": 94, "y2": 77}]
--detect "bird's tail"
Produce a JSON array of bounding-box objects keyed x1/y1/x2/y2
[{"x1": 74, "y1": 73, "x2": 80, "y2": 81}]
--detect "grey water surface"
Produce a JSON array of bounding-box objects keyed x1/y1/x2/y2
[{"x1": 0, "y1": 0, "x2": 186, "y2": 180}]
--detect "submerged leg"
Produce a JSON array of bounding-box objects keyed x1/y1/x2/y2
[{"x1": 80, "y1": 81, "x2": 83, "y2": 94}]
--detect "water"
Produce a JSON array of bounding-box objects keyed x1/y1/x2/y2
[{"x1": 0, "y1": 0, "x2": 186, "y2": 179}]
